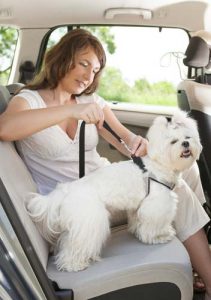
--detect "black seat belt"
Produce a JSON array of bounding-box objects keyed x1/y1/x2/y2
[{"x1": 79, "y1": 121, "x2": 86, "y2": 178}]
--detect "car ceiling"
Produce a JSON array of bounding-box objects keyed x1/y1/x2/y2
[{"x1": 0, "y1": 0, "x2": 210, "y2": 32}]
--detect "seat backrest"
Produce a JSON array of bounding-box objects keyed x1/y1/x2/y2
[
  {"x1": 7, "y1": 82, "x2": 24, "y2": 96},
  {"x1": 177, "y1": 30, "x2": 211, "y2": 202},
  {"x1": 0, "y1": 85, "x2": 49, "y2": 269}
]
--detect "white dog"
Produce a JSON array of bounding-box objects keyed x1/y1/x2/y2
[{"x1": 25, "y1": 111, "x2": 202, "y2": 272}]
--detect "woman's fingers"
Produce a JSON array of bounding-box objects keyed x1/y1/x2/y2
[
  {"x1": 86, "y1": 104, "x2": 104, "y2": 127},
  {"x1": 71, "y1": 103, "x2": 104, "y2": 126},
  {"x1": 96, "y1": 108, "x2": 104, "y2": 129},
  {"x1": 131, "y1": 135, "x2": 148, "y2": 157}
]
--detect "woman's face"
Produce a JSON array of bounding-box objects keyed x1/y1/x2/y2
[{"x1": 60, "y1": 46, "x2": 101, "y2": 94}]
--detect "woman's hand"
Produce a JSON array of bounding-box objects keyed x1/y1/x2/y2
[
  {"x1": 129, "y1": 134, "x2": 148, "y2": 157},
  {"x1": 70, "y1": 103, "x2": 104, "y2": 128}
]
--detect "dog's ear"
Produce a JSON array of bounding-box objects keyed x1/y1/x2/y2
[
  {"x1": 151, "y1": 115, "x2": 169, "y2": 128},
  {"x1": 171, "y1": 110, "x2": 198, "y2": 132},
  {"x1": 146, "y1": 116, "x2": 168, "y2": 160},
  {"x1": 147, "y1": 116, "x2": 168, "y2": 142}
]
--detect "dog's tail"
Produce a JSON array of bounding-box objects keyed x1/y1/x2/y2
[{"x1": 25, "y1": 192, "x2": 61, "y2": 245}]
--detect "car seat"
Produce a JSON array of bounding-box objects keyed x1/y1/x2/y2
[
  {"x1": 0, "y1": 84, "x2": 193, "y2": 300},
  {"x1": 177, "y1": 30, "x2": 211, "y2": 205}
]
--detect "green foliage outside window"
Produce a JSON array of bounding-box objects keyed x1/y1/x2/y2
[
  {"x1": 98, "y1": 67, "x2": 177, "y2": 106},
  {"x1": 0, "y1": 27, "x2": 18, "y2": 84}
]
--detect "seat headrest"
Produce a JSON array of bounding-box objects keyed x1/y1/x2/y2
[
  {"x1": 183, "y1": 30, "x2": 211, "y2": 69},
  {"x1": 0, "y1": 85, "x2": 11, "y2": 114},
  {"x1": 7, "y1": 83, "x2": 24, "y2": 95}
]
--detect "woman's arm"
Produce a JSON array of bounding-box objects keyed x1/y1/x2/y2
[
  {"x1": 0, "y1": 96, "x2": 104, "y2": 141},
  {"x1": 99, "y1": 104, "x2": 148, "y2": 157}
]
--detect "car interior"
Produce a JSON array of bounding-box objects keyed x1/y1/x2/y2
[{"x1": 1, "y1": 1, "x2": 211, "y2": 300}]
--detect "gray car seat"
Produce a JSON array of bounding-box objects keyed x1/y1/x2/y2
[
  {"x1": 0, "y1": 84, "x2": 193, "y2": 300},
  {"x1": 177, "y1": 30, "x2": 211, "y2": 204}
]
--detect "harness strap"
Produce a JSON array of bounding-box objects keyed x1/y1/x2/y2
[
  {"x1": 103, "y1": 121, "x2": 147, "y2": 173},
  {"x1": 146, "y1": 176, "x2": 175, "y2": 197},
  {"x1": 103, "y1": 120, "x2": 123, "y2": 142}
]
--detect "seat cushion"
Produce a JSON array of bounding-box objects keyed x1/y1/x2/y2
[{"x1": 47, "y1": 226, "x2": 193, "y2": 300}]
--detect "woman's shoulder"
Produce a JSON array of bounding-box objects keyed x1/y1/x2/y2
[
  {"x1": 14, "y1": 89, "x2": 45, "y2": 109},
  {"x1": 76, "y1": 93, "x2": 107, "y2": 109},
  {"x1": 17, "y1": 88, "x2": 37, "y2": 97}
]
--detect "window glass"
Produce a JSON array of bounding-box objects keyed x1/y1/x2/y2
[
  {"x1": 46, "y1": 26, "x2": 189, "y2": 107},
  {"x1": 47, "y1": 26, "x2": 68, "y2": 49},
  {"x1": 0, "y1": 26, "x2": 18, "y2": 84}
]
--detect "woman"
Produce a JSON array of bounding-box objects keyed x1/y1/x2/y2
[{"x1": 0, "y1": 28, "x2": 211, "y2": 299}]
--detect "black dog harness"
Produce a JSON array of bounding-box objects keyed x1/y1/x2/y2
[{"x1": 79, "y1": 121, "x2": 175, "y2": 194}]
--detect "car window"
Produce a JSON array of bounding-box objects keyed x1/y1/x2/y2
[
  {"x1": 46, "y1": 26, "x2": 68, "y2": 49},
  {"x1": 0, "y1": 26, "x2": 18, "y2": 85},
  {"x1": 46, "y1": 25, "x2": 189, "y2": 107}
]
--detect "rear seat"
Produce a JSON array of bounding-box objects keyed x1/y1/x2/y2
[{"x1": 0, "y1": 84, "x2": 193, "y2": 300}]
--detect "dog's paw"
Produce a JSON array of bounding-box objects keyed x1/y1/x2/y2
[
  {"x1": 150, "y1": 228, "x2": 176, "y2": 244},
  {"x1": 56, "y1": 254, "x2": 102, "y2": 272},
  {"x1": 56, "y1": 259, "x2": 90, "y2": 272},
  {"x1": 92, "y1": 255, "x2": 101, "y2": 262},
  {"x1": 136, "y1": 225, "x2": 176, "y2": 244},
  {"x1": 70, "y1": 262, "x2": 90, "y2": 272}
]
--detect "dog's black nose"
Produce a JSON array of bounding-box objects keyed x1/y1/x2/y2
[{"x1": 182, "y1": 141, "x2": 189, "y2": 148}]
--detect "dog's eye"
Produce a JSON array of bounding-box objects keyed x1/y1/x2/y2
[
  {"x1": 185, "y1": 136, "x2": 190, "y2": 139},
  {"x1": 170, "y1": 139, "x2": 178, "y2": 144}
]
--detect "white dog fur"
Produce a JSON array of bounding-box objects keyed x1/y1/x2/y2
[{"x1": 25, "y1": 111, "x2": 202, "y2": 272}]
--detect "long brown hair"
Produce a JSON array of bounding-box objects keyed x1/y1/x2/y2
[{"x1": 24, "y1": 28, "x2": 106, "y2": 95}]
